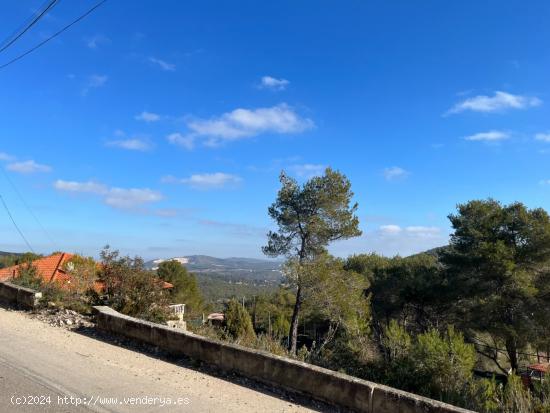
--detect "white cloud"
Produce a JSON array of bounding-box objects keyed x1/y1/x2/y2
[
  {"x1": 54, "y1": 179, "x2": 162, "y2": 210},
  {"x1": 0, "y1": 152, "x2": 14, "y2": 161},
  {"x1": 331, "y1": 225, "x2": 447, "y2": 258},
  {"x1": 535, "y1": 132, "x2": 550, "y2": 143},
  {"x1": 447, "y1": 91, "x2": 542, "y2": 115},
  {"x1": 288, "y1": 163, "x2": 325, "y2": 178},
  {"x1": 54, "y1": 180, "x2": 108, "y2": 194},
  {"x1": 135, "y1": 111, "x2": 161, "y2": 122},
  {"x1": 85, "y1": 34, "x2": 110, "y2": 49},
  {"x1": 383, "y1": 166, "x2": 409, "y2": 181},
  {"x1": 88, "y1": 74, "x2": 108, "y2": 87},
  {"x1": 540, "y1": 179, "x2": 550, "y2": 186},
  {"x1": 162, "y1": 173, "x2": 242, "y2": 190},
  {"x1": 106, "y1": 139, "x2": 152, "y2": 151},
  {"x1": 379, "y1": 225, "x2": 441, "y2": 238},
  {"x1": 82, "y1": 74, "x2": 108, "y2": 95},
  {"x1": 167, "y1": 133, "x2": 195, "y2": 150},
  {"x1": 6, "y1": 160, "x2": 51, "y2": 174},
  {"x1": 198, "y1": 219, "x2": 266, "y2": 237},
  {"x1": 149, "y1": 57, "x2": 176, "y2": 71},
  {"x1": 259, "y1": 76, "x2": 290, "y2": 91},
  {"x1": 170, "y1": 104, "x2": 314, "y2": 148},
  {"x1": 464, "y1": 130, "x2": 509, "y2": 142},
  {"x1": 379, "y1": 224, "x2": 402, "y2": 234},
  {"x1": 404, "y1": 226, "x2": 441, "y2": 238},
  {"x1": 104, "y1": 188, "x2": 162, "y2": 209}
]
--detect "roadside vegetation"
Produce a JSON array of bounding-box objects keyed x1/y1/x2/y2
[
  {"x1": 8, "y1": 247, "x2": 206, "y2": 323},
  {"x1": 4, "y1": 168, "x2": 550, "y2": 411}
]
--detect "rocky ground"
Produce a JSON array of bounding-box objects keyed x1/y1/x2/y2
[{"x1": 29, "y1": 307, "x2": 95, "y2": 329}]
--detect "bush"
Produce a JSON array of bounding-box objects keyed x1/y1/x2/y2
[
  {"x1": 98, "y1": 247, "x2": 169, "y2": 323},
  {"x1": 382, "y1": 319, "x2": 411, "y2": 361},
  {"x1": 12, "y1": 263, "x2": 43, "y2": 290},
  {"x1": 224, "y1": 298, "x2": 256, "y2": 341},
  {"x1": 191, "y1": 321, "x2": 287, "y2": 356},
  {"x1": 378, "y1": 321, "x2": 476, "y2": 404},
  {"x1": 501, "y1": 374, "x2": 532, "y2": 413},
  {"x1": 466, "y1": 377, "x2": 500, "y2": 413},
  {"x1": 63, "y1": 255, "x2": 98, "y2": 294},
  {"x1": 412, "y1": 326, "x2": 475, "y2": 403}
]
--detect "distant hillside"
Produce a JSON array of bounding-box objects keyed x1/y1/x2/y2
[
  {"x1": 416, "y1": 246, "x2": 449, "y2": 258},
  {"x1": 0, "y1": 251, "x2": 20, "y2": 257},
  {"x1": 145, "y1": 255, "x2": 283, "y2": 307},
  {"x1": 145, "y1": 255, "x2": 282, "y2": 282}
]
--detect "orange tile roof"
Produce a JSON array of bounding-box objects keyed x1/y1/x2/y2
[
  {"x1": 0, "y1": 253, "x2": 74, "y2": 285},
  {"x1": 529, "y1": 363, "x2": 550, "y2": 373},
  {"x1": 0, "y1": 253, "x2": 173, "y2": 292}
]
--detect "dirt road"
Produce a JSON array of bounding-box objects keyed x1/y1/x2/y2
[{"x1": 0, "y1": 307, "x2": 322, "y2": 413}]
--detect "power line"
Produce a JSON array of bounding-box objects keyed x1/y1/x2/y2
[
  {"x1": 0, "y1": 0, "x2": 108, "y2": 71},
  {"x1": 0, "y1": 195, "x2": 35, "y2": 253},
  {"x1": 0, "y1": 167, "x2": 57, "y2": 249},
  {"x1": 0, "y1": 0, "x2": 60, "y2": 54}
]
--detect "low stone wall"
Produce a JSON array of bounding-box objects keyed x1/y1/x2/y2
[
  {"x1": 0, "y1": 282, "x2": 42, "y2": 309},
  {"x1": 93, "y1": 306, "x2": 474, "y2": 413}
]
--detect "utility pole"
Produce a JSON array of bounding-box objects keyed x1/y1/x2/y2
[{"x1": 253, "y1": 295, "x2": 257, "y2": 328}]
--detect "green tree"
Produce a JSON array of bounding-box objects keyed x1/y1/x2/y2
[
  {"x1": 344, "y1": 253, "x2": 391, "y2": 283},
  {"x1": 441, "y1": 199, "x2": 550, "y2": 372},
  {"x1": 224, "y1": 298, "x2": 256, "y2": 340},
  {"x1": 346, "y1": 253, "x2": 449, "y2": 345},
  {"x1": 374, "y1": 254, "x2": 448, "y2": 333},
  {"x1": 156, "y1": 260, "x2": 204, "y2": 315},
  {"x1": 252, "y1": 288, "x2": 295, "y2": 338},
  {"x1": 300, "y1": 254, "x2": 370, "y2": 355},
  {"x1": 263, "y1": 168, "x2": 362, "y2": 353}
]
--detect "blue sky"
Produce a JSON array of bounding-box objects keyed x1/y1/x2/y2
[{"x1": 1, "y1": 0, "x2": 549, "y2": 259}]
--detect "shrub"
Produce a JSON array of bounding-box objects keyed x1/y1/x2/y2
[
  {"x1": 378, "y1": 321, "x2": 476, "y2": 404},
  {"x1": 466, "y1": 377, "x2": 500, "y2": 413},
  {"x1": 98, "y1": 246, "x2": 169, "y2": 323},
  {"x1": 12, "y1": 263, "x2": 43, "y2": 290},
  {"x1": 501, "y1": 374, "x2": 532, "y2": 413},
  {"x1": 412, "y1": 326, "x2": 476, "y2": 403},
  {"x1": 382, "y1": 319, "x2": 411, "y2": 361},
  {"x1": 63, "y1": 255, "x2": 98, "y2": 294},
  {"x1": 224, "y1": 298, "x2": 256, "y2": 341}
]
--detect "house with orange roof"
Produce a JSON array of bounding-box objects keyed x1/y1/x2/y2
[
  {"x1": 0, "y1": 252, "x2": 75, "y2": 286},
  {"x1": 0, "y1": 252, "x2": 173, "y2": 292}
]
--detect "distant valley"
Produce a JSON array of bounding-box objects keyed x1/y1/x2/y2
[
  {"x1": 145, "y1": 255, "x2": 284, "y2": 305},
  {"x1": 145, "y1": 255, "x2": 283, "y2": 282}
]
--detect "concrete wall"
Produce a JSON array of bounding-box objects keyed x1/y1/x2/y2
[
  {"x1": 93, "y1": 306, "x2": 474, "y2": 413},
  {"x1": 0, "y1": 282, "x2": 42, "y2": 309}
]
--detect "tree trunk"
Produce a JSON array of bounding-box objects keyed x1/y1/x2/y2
[
  {"x1": 288, "y1": 286, "x2": 303, "y2": 354},
  {"x1": 505, "y1": 337, "x2": 519, "y2": 372}
]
